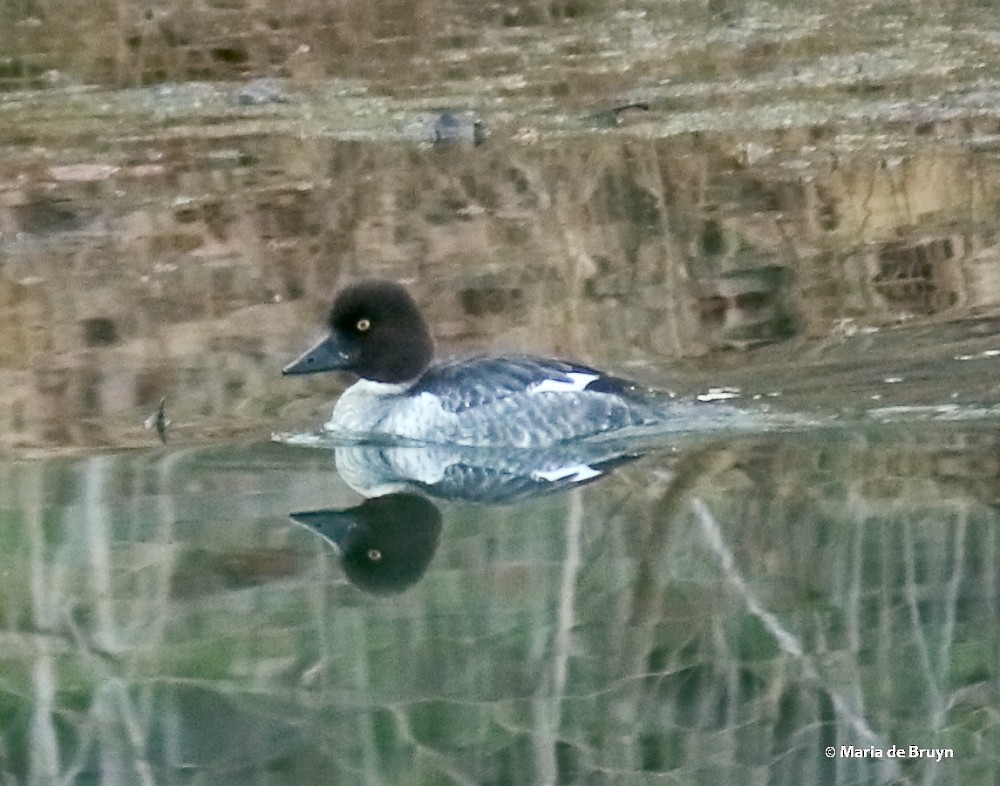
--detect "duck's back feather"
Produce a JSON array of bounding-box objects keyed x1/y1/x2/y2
[{"x1": 410, "y1": 355, "x2": 646, "y2": 414}]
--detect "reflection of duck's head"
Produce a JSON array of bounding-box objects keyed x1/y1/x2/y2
[
  {"x1": 283, "y1": 279, "x2": 663, "y2": 447},
  {"x1": 290, "y1": 492, "x2": 441, "y2": 595}
]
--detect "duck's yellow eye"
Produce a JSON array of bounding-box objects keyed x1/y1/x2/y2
[
  {"x1": 367, "y1": 548, "x2": 382, "y2": 562},
  {"x1": 356, "y1": 318, "x2": 371, "y2": 332}
]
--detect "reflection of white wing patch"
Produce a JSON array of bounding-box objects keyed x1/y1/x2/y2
[
  {"x1": 531, "y1": 464, "x2": 601, "y2": 483},
  {"x1": 529, "y1": 372, "x2": 599, "y2": 394}
]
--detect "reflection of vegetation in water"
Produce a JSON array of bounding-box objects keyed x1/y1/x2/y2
[
  {"x1": 0, "y1": 431, "x2": 996, "y2": 781},
  {"x1": 3, "y1": 0, "x2": 1000, "y2": 451},
  {"x1": 3, "y1": 114, "x2": 1000, "y2": 451}
]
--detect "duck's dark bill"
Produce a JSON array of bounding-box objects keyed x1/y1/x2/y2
[
  {"x1": 289, "y1": 510, "x2": 355, "y2": 545},
  {"x1": 282, "y1": 335, "x2": 353, "y2": 375}
]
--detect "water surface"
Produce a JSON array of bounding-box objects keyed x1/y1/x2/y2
[{"x1": 1, "y1": 421, "x2": 996, "y2": 784}]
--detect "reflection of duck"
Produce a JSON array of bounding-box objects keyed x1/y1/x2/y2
[
  {"x1": 290, "y1": 493, "x2": 441, "y2": 595},
  {"x1": 282, "y1": 280, "x2": 665, "y2": 447},
  {"x1": 334, "y1": 442, "x2": 640, "y2": 503}
]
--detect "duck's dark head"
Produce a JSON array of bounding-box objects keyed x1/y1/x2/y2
[{"x1": 282, "y1": 280, "x2": 435, "y2": 384}]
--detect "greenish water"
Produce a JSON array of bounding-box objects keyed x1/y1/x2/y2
[{"x1": 1, "y1": 423, "x2": 996, "y2": 784}]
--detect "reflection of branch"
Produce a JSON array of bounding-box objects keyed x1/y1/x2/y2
[
  {"x1": 106, "y1": 679, "x2": 157, "y2": 786},
  {"x1": 533, "y1": 487, "x2": 583, "y2": 783},
  {"x1": 692, "y1": 498, "x2": 901, "y2": 782},
  {"x1": 84, "y1": 456, "x2": 117, "y2": 654},
  {"x1": 939, "y1": 511, "x2": 967, "y2": 726},
  {"x1": 902, "y1": 521, "x2": 943, "y2": 717},
  {"x1": 554, "y1": 488, "x2": 583, "y2": 700},
  {"x1": 26, "y1": 462, "x2": 61, "y2": 784},
  {"x1": 29, "y1": 648, "x2": 60, "y2": 783}
]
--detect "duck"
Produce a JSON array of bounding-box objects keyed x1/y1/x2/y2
[{"x1": 282, "y1": 279, "x2": 664, "y2": 448}]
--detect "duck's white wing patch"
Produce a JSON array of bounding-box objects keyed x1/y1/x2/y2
[
  {"x1": 531, "y1": 464, "x2": 601, "y2": 483},
  {"x1": 528, "y1": 372, "x2": 599, "y2": 394}
]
